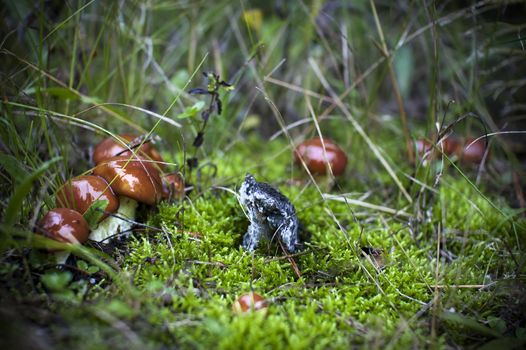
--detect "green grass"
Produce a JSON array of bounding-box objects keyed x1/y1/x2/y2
[{"x1": 1, "y1": 0, "x2": 526, "y2": 349}]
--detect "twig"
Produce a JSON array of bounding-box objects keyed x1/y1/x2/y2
[
  {"x1": 432, "y1": 283, "x2": 495, "y2": 289},
  {"x1": 277, "y1": 240, "x2": 302, "y2": 279}
]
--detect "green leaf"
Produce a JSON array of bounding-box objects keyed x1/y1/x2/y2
[
  {"x1": 479, "y1": 337, "x2": 526, "y2": 350},
  {"x1": 41, "y1": 271, "x2": 72, "y2": 291},
  {"x1": 87, "y1": 265, "x2": 100, "y2": 274},
  {"x1": 83, "y1": 199, "x2": 109, "y2": 230},
  {"x1": 176, "y1": 101, "x2": 206, "y2": 119},
  {"x1": 77, "y1": 260, "x2": 99, "y2": 274},
  {"x1": 80, "y1": 95, "x2": 103, "y2": 105},
  {"x1": 77, "y1": 260, "x2": 89, "y2": 271},
  {"x1": 487, "y1": 316, "x2": 507, "y2": 334},
  {"x1": 441, "y1": 311, "x2": 502, "y2": 338},
  {"x1": 43, "y1": 87, "x2": 79, "y2": 100},
  {"x1": 4, "y1": 157, "x2": 62, "y2": 228},
  {"x1": 394, "y1": 46, "x2": 414, "y2": 99}
]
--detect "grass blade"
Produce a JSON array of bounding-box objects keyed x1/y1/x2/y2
[{"x1": 4, "y1": 156, "x2": 62, "y2": 228}]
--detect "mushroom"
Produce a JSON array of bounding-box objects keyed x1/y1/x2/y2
[
  {"x1": 441, "y1": 136, "x2": 460, "y2": 157},
  {"x1": 90, "y1": 155, "x2": 163, "y2": 242},
  {"x1": 56, "y1": 175, "x2": 119, "y2": 221},
  {"x1": 93, "y1": 133, "x2": 164, "y2": 169},
  {"x1": 37, "y1": 208, "x2": 90, "y2": 244},
  {"x1": 413, "y1": 136, "x2": 461, "y2": 163},
  {"x1": 36, "y1": 208, "x2": 90, "y2": 263},
  {"x1": 413, "y1": 139, "x2": 434, "y2": 161},
  {"x1": 232, "y1": 292, "x2": 268, "y2": 313},
  {"x1": 162, "y1": 172, "x2": 185, "y2": 200},
  {"x1": 458, "y1": 137, "x2": 487, "y2": 164},
  {"x1": 293, "y1": 137, "x2": 347, "y2": 176}
]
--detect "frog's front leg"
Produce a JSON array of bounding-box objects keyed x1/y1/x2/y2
[
  {"x1": 275, "y1": 216, "x2": 299, "y2": 252},
  {"x1": 242, "y1": 221, "x2": 268, "y2": 251}
]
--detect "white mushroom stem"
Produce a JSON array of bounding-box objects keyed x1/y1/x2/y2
[
  {"x1": 88, "y1": 196, "x2": 138, "y2": 243},
  {"x1": 54, "y1": 251, "x2": 71, "y2": 265}
]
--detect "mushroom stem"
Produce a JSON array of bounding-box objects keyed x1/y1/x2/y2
[
  {"x1": 54, "y1": 251, "x2": 71, "y2": 265},
  {"x1": 88, "y1": 196, "x2": 138, "y2": 242}
]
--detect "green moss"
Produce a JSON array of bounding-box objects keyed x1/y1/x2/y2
[
  {"x1": 101, "y1": 138, "x2": 521, "y2": 348},
  {"x1": 1, "y1": 137, "x2": 522, "y2": 349}
]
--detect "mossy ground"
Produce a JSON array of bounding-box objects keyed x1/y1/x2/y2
[
  {"x1": 2, "y1": 137, "x2": 521, "y2": 349},
  {"x1": 1, "y1": 1, "x2": 525, "y2": 349}
]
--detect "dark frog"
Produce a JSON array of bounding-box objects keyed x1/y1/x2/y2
[{"x1": 239, "y1": 174, "x2": 300, "y2": 252}]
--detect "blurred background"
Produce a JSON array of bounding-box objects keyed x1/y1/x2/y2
[{"x1": 1, "y1": 0, "x2": 526, "y2": 210}]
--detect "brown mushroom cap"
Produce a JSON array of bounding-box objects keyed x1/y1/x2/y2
[
  {"x1": 56, "y1": 175, "x2": 119, "y2": 220},
  {"x1": 93, "y1": 156, "x2": 163, "y2": 205},
  {"x1": 37, "y1": 208, "x2": 90, "y2": 244},
  {"x1": 442, "y1": 137, "x2": 460, "y2": 156},
  {"x1": 293, "y1": 137, "x2": 348, "y2": 176},
  {"x1": 162, "y1": 172, "x2": 185, "y2": 200},
  {"x1": 92, "y1": 134, "x2": 164, "y2": 168},
  {"x1": 458, "y1": 137, "x2": 487, "y2": 164},
  {"x1": 232, "y1": 292, "x2": 267, "y2": 313},
  {"x1": 413, "y1": 139, "x2": 434, "y2": 160}
]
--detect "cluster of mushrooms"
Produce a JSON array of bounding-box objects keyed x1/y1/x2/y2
[
  {"x1": 291, "y1": 134, "x2": 487, "y2": 175},
  {"x1": 36, "y1": 132, "x2": 482, "y2": 311},
  {"x1": 36, "y1": 135, "x2": 348, "y2": 253},
  {"x1": 414, "y1": 136, "x2": 487, "y2": 164},
  {"x1": 36, "y1": 134, "x2": 184, "y2": 255}
]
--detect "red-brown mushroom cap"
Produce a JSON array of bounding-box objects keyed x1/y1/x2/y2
[
  {"x1": 442, "y1": 136, "x2": 460, "y2": 156},
  {"x1": 93, "y1": 156, "x2": 163, "y2": 205},
  {"x1": 92, "y1": 134, "x2": 164, "y2": 168},
  {"x1": 458, "y1": 137, "x2": 487, "y2": 164},
  {"x1": 413, "y1": 139, "x2": 434, "y2": 160},
  {"x1": 232, "y1": 292, "x2": 268, "y2": 313},
  {"x1": 37, "y1": 208, "x2": 90, "y2": 244},
  {"x1": 56, "y1": 175, "x2": 119, "y2": 221},
  {"x1": 162, "y1": 173, "x2": 185, "y2": 200},
  {"x1": 293, "y1": 137, "x2": 348, "y2": 176}
]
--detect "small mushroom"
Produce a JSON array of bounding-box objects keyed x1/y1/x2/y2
[
  {"x1": 413, "y1": 139, "x2": 434, "y2": 161},
  {"x1": 232, "y1": 292, "x2": 268, "y2": 313},
  {"x1": 458, "y1": 137, "x2": 487, "y2": 164},
  {"x1": 441, "y1": 136, "x2": 460, "y2": 156},
  {"x1": 93, "y1": 156, "x2": 163, "y2": 205},
  {"x1": 293, "y1": 137, "x2": 347, "y2": 176},
  {"x1": 162, "y1": 172, "x2": 185, "y2": 200},
  {"x1": 36, "y1": 208, "x2": 90, "y2": 264},
  {"x1": 413, "y1": 136, "x2": 488, "y2": 165},
  {"x1": 93, "y1": 134, "x2": 164, "y2": 169},
  {"x1": 89, "y1": 155, "x2": 163, "y2": 242},
  {"x1": 56, "y1": 175, "x2": 119, "y2": 221},
  {"x1": 36, "y1": 208, "x2": 90, "y2": 245}
]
